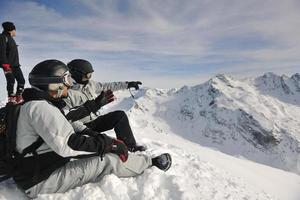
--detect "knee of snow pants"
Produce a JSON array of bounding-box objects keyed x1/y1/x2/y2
[
  {"x1": 25, "y1": 153, "x2": 152, "y2": 198},
  {"x1": 85, "y1": 110, "x2": 137, "y2": 147}
]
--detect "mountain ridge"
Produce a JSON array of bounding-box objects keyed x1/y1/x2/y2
[{"x1": 112, "y1": 72, "x2": 300, "y2": 175}]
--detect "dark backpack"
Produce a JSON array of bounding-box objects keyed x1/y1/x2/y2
[{"x1": 0, "y1": 103, "x2": 43, "y2": 182}]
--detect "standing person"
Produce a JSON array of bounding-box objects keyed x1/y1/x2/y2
[
  {"x1": 64, "y1": 59, "x2": 146, "y2": 152},
  {"x1": 0, "y1": 21, "x2": 25, "y2": 104},
  {"x1": 13, "y1": 59, "x2": 171, "y2": 198}
]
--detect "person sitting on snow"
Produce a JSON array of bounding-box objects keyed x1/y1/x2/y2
[
  {"x1": 63, "y1": 59, "x2": 146, "y2": 152},
  {"x1": 13, "y1": 59, "x2": 171, "y2": 198}
]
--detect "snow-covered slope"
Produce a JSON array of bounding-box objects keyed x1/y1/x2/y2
[{"x1": 1, "y1": 73, "x2": 300, "y2": 200}]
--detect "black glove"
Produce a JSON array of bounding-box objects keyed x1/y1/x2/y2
[
  {"x1": 95, "y1": 90, "x2": 115, "y2": 106},
  {"x1": 84, "y1": 90, "x2": 115, "y2": 113},
  {"x1": 107, "y1": 139, "x2": 128, "y2": 162},
  {"x1": 127, "y1": 81, "x2": 142, "y2": 90}
]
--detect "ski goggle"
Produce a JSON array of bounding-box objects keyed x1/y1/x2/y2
[
  {"x1": 29, "y1": 70, "x2": 73, "y2": 87},
  {"x1": 62, "y1": 71, "x2": 73, "y2": 87}
]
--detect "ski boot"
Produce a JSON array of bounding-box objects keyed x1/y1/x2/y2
[{"x1": 152, "y1": 153, "x2": 172, "y2": 171}]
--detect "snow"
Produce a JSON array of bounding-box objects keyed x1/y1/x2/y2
[{"x1": 1, "y1": 73, "x2": 300, "y2": 200}]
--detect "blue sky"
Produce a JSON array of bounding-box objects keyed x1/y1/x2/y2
[{"x1": 1, "y1": 0, "x2": 300, "y2": 89}]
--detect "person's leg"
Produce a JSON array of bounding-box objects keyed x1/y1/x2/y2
[
  {"x1": 25, "y1": 153, "x2": 152, "y2": 198},
  {"x1": 11, "y1": 66, "x2": 25, "y2": 95},
  {"x1": 85, "y1": 111, "x2": 137, "y2": 147},
  {"x1": 4, "y1": 71, "x2": 15, "y2": 97}
]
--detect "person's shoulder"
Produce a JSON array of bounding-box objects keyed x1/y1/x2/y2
[
  {"x1": 20, "y1": 100, "x2": 50, "y2": 120},
  {"x1": 88, "y1": 79, "x2": 101, "y2": 88},
  {"x1": 0, "y1": 33, "x2": 13, "y2": 43},
  {"x1": 24, "y1": 100, "x2": 57, "y2": 113},
  {"x1": 0, "y1": 33, "x2": 6, "y2": 40},
  {"x1": 87, "y1": 79, "x2": 97, "y2": 85}
]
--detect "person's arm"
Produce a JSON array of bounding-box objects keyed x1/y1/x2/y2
[
  {"x1": 63, "y1": 95, "x2": 92, "y2": 121},
  {"x1": 94, "y1": 80, "x2": 142, "y2": 94},
  {"x1": 93, "y1": 80, "x2": 128, "y2": 94},
  {"x1": 63, "y1": 90, "x2": 115, "y2": 121},
  {"x1": 29, "y1": 101, "x2": 107, "y2": 157},
  {"x1": 67, "y1": 129, "x2": 112, "y2": 153},
  {"x1": 68, "y1": 128, "x2": 129, "y2": 162},
  {"x1": 0, "y1": 35, "x2": 10, "y2": 71},
  {"x1": 64, "y1": 106, "x2": 90, "y2": 122}
]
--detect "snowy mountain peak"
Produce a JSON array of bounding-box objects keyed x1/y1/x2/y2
[
  {"x1": 291, "y1": 73, "x2": 300, "y2": 81},
  {"x1": 121, "y1": 73, "x2": 300, "y2": 176},
  {"x1": 255, "y1": 72, "x2": 300, "y2": 96},
  {"x1": 210, "y1": 74, "x2": 235, "y2": 86}
]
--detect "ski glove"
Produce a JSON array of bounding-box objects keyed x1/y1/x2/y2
[
  {"x1": 95, "y1": 90, "x2": 115, "y2": 107},
  {"x1": 108, "y1": 139, "x2": 128, "y2": 162},
  {"x1": 83, "y1": 90, "x2": 115, "y2": 113},
  {"x1": 2, "y1": 64, "x2": 12, "y2": 72},
  {"x1": 127, "y1": 81, "x2": 142, "y2": 90}
]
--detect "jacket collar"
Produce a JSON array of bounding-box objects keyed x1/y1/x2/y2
[
  {"x1": 2, "y1": 31, "x2": 11, "y2": 37},
  {"x1": 22, "y1": 88, "x2": 66, "y2": 110}
]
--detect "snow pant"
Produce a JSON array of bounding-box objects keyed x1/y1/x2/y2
[
  {"x1": 25, "y1": 153, "x2": 152, "y2": 198},
  {"x1": 85, "y1": 111, "x2": 137, "y2": 147},
  {"x1": 4, "y1": 66, "x2": 25, "y2": 96}
]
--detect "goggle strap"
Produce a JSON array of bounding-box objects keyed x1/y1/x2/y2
[{"x1": 29, "y1": 77, "x2": 65, "y2": 85}]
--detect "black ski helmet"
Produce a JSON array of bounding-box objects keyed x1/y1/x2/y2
[
  {"x1": 29, "y1": 59, "x2": 71, "y2": 91},
  {"x1": 67, "y1": 59, "x2": 94, "y2": 83}
]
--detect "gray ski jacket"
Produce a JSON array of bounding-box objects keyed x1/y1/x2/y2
[
  {"x1": 63, "y1": 80, "x2": 128, "y2": 129},
  {"x1": 16, "y1": 100, "x2": 92, "y2": 157}
]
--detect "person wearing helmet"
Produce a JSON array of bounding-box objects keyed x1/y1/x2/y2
[
  {"x1": 0, "y1": 21, "x2": 25, "y2": 104},
  {"x1": 13, "y1": 59, "x2": 172, "y2": 198},
  {"x1": 64, "y1": 59, "x2": 146, "y2": 152}
]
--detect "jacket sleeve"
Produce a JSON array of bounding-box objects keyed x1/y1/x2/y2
[
  {"x1": 0, "y1": 35, "x2": 8, "y2": 65},
  {"x1": 63, "y1": 97, "x2": 105, "y2": 122},
  {"x1": 29, "y1": 101, "x2": 95, "y2": 157},
  {"x1": 92, "y1": 80, "x2": 128, "y2": 94},
  {"x1": 62, "y1": 95, "x2": 88, "y2": 121},
  {"x1": 67, "y1": 129, "x2": 112, "y2": 153},
  {"x1": 64, "y1": 105, "x2": 90, "y2": 122}
]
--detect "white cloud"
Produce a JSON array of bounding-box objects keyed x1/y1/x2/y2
[{"x1": 0, "y1": 0, "x2": 299, "y2": 89}]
